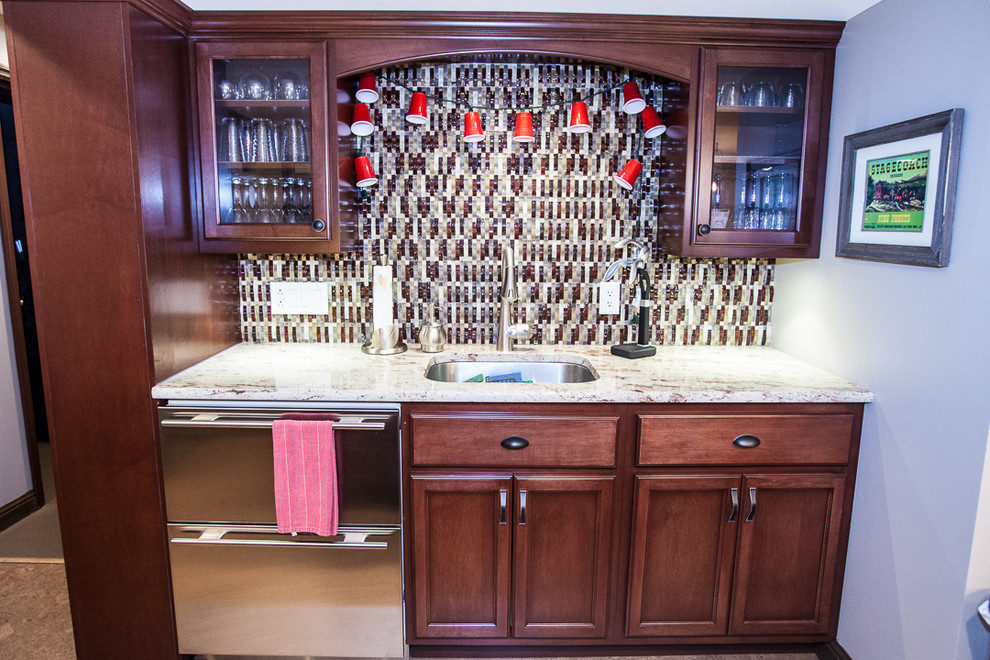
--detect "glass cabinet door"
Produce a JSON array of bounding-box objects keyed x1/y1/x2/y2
[
  {"x1": 694, "y1": 49, "x2": 827, "y2": 258},
  {"x1": 195, "y1": 43, "x2": 332, "y2": 250}
]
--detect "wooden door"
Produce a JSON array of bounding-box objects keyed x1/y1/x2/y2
[
  {"x1": 626, "y1": 475, "x2": 739, "y2": 636},
  {"x1": 730, "y1": 473, "x2": 847, "y2": 635},
  {"x1": 512, "y1": 476, "x2": 613, "y2": 638},
  {"x1": 409, "y1": 475, "x2": 512, "y2": 638}
]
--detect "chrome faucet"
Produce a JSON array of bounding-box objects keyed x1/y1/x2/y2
[
  {"x1": 601, "y1": 237, "x2": 656, "y2": 359},
  {"x1": 496, "y1": 243, "x2": 533, "y2": 351}
]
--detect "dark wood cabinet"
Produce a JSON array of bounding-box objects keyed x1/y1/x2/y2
[
  {"x1": 673, "y1": 47, "x2": 834, "y2": 258},
  {"x1": 410, "y1": 474, "x2": 614, "y2": 641},
  {"x1": 405, "y1": 406, "x2": 618, "y2": 643},
  {"x1": 627, "y1": 406, "x2": 860, "y2": 644},
  {"x1": 193, "y1": 41, "x2": 353, "y2": 253},
  {"x1": 627, "y1": 472, "x2": 847, "y2": 638}
]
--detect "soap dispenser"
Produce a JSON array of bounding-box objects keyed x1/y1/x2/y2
[{"x1": 418, "y1": 303, "x2": 447, "y2": 353}]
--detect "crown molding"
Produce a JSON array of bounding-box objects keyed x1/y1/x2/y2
[{"x1": 186, "y1": 11, "x2": 844, "y2": 48}]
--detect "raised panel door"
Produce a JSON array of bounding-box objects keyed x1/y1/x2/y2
[
  {"x1": 626, "y1": 475, "x2": 738, "y2": 636},
  {"x1": 512, "y1": 476, "x2": 614, "y2": 638},
  {"x1": 409, "y1": 475, "x2": 512, "y2": 639},
  {"x1": 730, "y1": 473, "x2": 846, "y2": 635}
]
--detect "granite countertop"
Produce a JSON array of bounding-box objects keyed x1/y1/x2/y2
[{"x1": 151, "y1": 343, "x2": 873, "y2": 404}]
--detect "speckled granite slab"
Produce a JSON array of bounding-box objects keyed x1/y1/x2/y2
[{"x1": 152, "y1": 343, "x2": 873, "y2": 404}]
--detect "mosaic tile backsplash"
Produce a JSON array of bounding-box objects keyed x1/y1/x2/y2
[{"x1": 240, "y1": 60, "x2": 774, "y2": 347}]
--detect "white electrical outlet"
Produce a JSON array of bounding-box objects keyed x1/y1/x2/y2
[
  {"x1": 270, "y1": 282, "x2": 329, "y2": 315},
  {"x1": 598, "y1": 281, "x2": 621, "y2": 315}
]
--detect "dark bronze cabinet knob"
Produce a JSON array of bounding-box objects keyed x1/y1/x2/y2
[
  {"x1": 698, "y1": 223, "x2": 711, "y2": 236},
  {"x1": 312, "y1": 219, "x2": 326, "y2": 232}
]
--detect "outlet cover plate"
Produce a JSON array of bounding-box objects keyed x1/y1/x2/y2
[
  {"x1": 270, "y1": 282, "x2": 329, "y2": 315},
  {"x1": 598, "y1": 281, "x2": 621, "y2": 315}
]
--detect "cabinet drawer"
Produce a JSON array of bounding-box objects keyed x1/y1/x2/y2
[
  {"x1": 637, "y1": 414, "x2": 854, "y2": 466},
  {"x1": 411, "y1": 413, "x2": 618, "y2": 467}
]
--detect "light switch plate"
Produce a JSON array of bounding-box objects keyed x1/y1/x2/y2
[
  {"x1": 598, "y1": 281, "x2": 621, "y2": 315},
  {"x1": 270, "y1": 282, "x2": 329, "y2": 315}
]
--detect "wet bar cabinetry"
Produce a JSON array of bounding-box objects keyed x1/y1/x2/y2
[
  {"x1": 194, "y1": 41, "x2": 355, "y2": 254},
  {"x1": 5, "y1": 5, "x2": 847, "y2": 657},
  {"x1": 403, "y1": 402, "x2": 863, "y2": 652},
  {"x1": 678, "y1": 48, "x2": 833, "y2": 258},
  {"x1": 185, "y1": 20, "x2": 841, "y2": 257}
]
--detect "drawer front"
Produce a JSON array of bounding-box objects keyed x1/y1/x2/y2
[
  {"x1": 637, "y1": 414, "x2": 854, "y2": 466},
  {"x1": 411, "y1": 414, "x2": 618, "y2": 467}
]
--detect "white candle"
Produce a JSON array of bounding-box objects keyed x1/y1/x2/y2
[{"x1": 372, "y1": 264, "x2": 393, "y2": 331}]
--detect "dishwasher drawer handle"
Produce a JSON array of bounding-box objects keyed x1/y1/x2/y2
[
  {"x1": 161, "y1": 416, "x2": 387, "y2": 432},
  {"x1": 500, "y1": 435, "x2": 530, "y2": 450},
  {"x1": 170, "y1": 524, "x2": 396, "y2": 549},
  {"x1": 732, "y1": 434, "x2": 761, "y2": 449}
]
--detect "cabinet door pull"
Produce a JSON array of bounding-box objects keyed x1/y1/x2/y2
[
  {"x1": 732, "y1": 434, "x2": 761, "y2": 449},
  {"x1": 311, "y1": 218, "x2": 326, "y2": 232},
  {"x1": 500, "y1": 435, "x2": 530, "y2": 450},
  {"x1": 698, "y1": 223, "x2": 712, "y2": 236},
  {"x1": 519, "y1": 490, "x2": 527, "y2": 526},
  {"x1": 499, "y1": 488, "x2": 507, "y2": 525},
  {"x1": 728, "y1": 487, "x2": 739, "y2": 523},
  {"x1": 745, "y1": 487, "x2": 757, "y2": 522}
]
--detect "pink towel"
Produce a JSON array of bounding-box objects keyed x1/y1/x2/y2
[{"x1": 272, "y1": 418, "x2": 338, "y2": 536}]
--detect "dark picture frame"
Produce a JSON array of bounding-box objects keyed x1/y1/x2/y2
[{"x1": 836, "y1": 108, "x2": 963, "y2": 267}]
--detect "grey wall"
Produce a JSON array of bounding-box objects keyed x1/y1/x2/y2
[
  {"x1": 771, "y1": 0, "x2": 990, "y2": 658},
  {"x1": 0, "y1": 232, "x2": 30, "y2": 510}
]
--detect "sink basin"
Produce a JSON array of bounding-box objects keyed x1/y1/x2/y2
[{"x1": 425, "y1": 355, "x2": 599, "y2": 384}]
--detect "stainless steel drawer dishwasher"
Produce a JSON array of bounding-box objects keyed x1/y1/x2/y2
[{"x1": 159, "y1": 401, "x2": 404, "y2": 658}]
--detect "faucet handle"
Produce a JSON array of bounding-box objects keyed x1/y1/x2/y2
[{"x1": 615, "y1": 237, "x2": 650, "y2": 266}]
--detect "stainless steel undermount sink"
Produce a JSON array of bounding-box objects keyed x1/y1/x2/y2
[{"x1": 425, "y1": 355, "x2": 599, "y2": 384}]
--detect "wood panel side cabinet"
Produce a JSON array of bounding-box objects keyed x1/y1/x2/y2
[
  {"x1": 670, "y1": 47, "x2": 833, "y2": 258},
  {"x1": 193, "y1": 40, "x2": 353, "y2": 253}
]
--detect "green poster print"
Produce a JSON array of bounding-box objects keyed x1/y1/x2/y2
[{"x1": 862, "y1": 150, "x2": 929, "y2": 231}]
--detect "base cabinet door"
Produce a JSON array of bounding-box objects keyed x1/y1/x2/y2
[
  {"x1": 729, "y1": 473, "x2": 847, "y2": 636},
  {"x1": 513, "y1": 477, "x2": 614, "y2": 638},
  {"x1": 410, "y1": 475, "x2": 512, "y2": 638},
  {"x1": 409, "y1": 475, "x2": 613, "y2": 641},
  {"x1": 626, "y1": 475, "x2": 738, "y2": 636}
]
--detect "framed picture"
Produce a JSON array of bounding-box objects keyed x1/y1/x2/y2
[{"x1": 836, "y1": 108, "x2": 963, "y2": 267}]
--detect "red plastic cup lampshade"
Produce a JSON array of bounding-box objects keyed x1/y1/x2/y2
[
  {"x1": 355, "y1": 72, "x2": 379, "y2": 104},
  {"x1": 641, "y1": 106, "x2": 666, "y2": 138},
  {"x1": 622, "y1": 81, "x2": 646, "y2": 114},
  {"x1": 350, "y1": 103, "x2": 374, "y2": 136},
  {"x1": 463, "y1": 111, "x2": 485, "y2": 142},
  {"x1": 354, "y1": 156, "x2": 378, "y2": 188},
  {"x1": 614, "y1": 158, "x2": 642, "y2": 190},
  {"x1": 567, "y1": 101, "x2": 591, "y2": 133},
  {"x1": 513, "y1": 111, "x2": 535, "y2": 143},
  {"x1": 406, "y1": 92, "x2": 428, "y2": 125}
]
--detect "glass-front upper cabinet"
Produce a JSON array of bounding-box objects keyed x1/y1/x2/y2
[
  {"x1": 684, "y1": 48, "x2": 831, "y2": 258},
  {"x1": 195, "y1": 42, "x2": 344, "y2": 253}
]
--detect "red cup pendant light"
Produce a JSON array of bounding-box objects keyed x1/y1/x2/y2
[
  {"x1": 463, "y1": 111, "x2": 485, "y2": 142},
  {"x1": 614, "y1": 159, "x2": 643, "y2": 190},
  {"x1": 513, "y1": 111, "x2": 535, "y2": 143}
]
